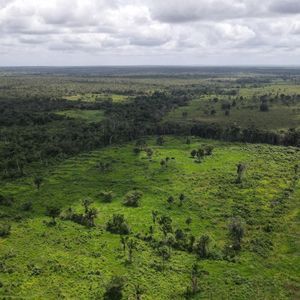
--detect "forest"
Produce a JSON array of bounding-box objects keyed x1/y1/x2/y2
[{"x1": 0, "y1": 67, "x2": 299, "y2": 299}]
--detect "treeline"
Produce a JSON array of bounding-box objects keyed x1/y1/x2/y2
[{"x1": 158, "y1": 121, "x2": 300, "y2": 147}]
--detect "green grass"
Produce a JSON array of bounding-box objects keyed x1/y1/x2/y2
[
  {"x1": 165, "y1": 95, "x2": 300, "y2": 131},
  {"x1": 55, "y1": 109, "x2": 105, "y2": 123},
  {"x1": 0, "y1": 137, "x2": 299, "y2": 299},
  {"x1": 63, "y1": 93, "x2": 130, "y2": 103}
]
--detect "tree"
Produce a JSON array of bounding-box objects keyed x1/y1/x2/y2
[
  {"x1": 106, "y1": 214, "x2": 130, "y2": 235},
  {"x1": 190, "y1": 263, "x2": 200, "y2": 295},
  {"x1": 151, "y1": 210, "x2": 158, "y2": 224},
  {"x1": 236, "y1": 163, "x2": 247, "y2": 183},
  {"x1": 103, "y1": 276, "x2": 125, "y2": 300},
  {"x1": 196, "y1": 149, "x2": 205, "y2": 163},
  {"x1": 158, "y1": 245, "x2": 170, "y2": 269},
  {"x1": 166, "y1": 233, "x2": 175, "y2": 254},
  {"x1": 46, "y1": 206, "x2": 61, "y2": 225},
  {"x1": 127, "y1": 238, "x2": 137, "y2": 263},
  {"x1": 123, "y1": 190, "x2": 143, "y2": 207},
  {"x1": 190, "y1": 149, "x2": 197, "y2": 158},
  {"x1": 195, "y1": 235, "x2": 210, "y2": 258},
  {"x1": 167, "y1": 196, "x2": 174, "y2": 208},
  {"x1": 229, "y1": 218, "x2": 244, "y2": 250},
  {"x1": 100, "y1": 191, "x2": 114, "y2": 203},
  {"x1": 134, "y1": 284, "x2": 144, "y2": 300},
  {"x1": 158, "y1": 215, "x2": 173, "y2": 237},
  {"x1": 160, "y1": 159, "x2": 166, "y2": 168},
  {"x1": 186, "y1": 137, "x2": 191, "y2": 144},
  {"x1": 185, "y1": 263, "x2": 206, "y2": 297},
  {"x1": 204, "y1": 145, "x2": 214, "y2": 156},
  {"x1": 179, "y1": 193, "x2": 186, "y2": 206},
  {"x1": 146, "y1": 148, "x2": 153, "y2": 160},
  {"x1": 82, "y1": 198, "x2": 93, "y2": 214},
  {"x1": 156, "y1": 136, "x2": 165, "y2": 146},
  {"x1": 185, "y1": 217, "x2": 192, "y2": 227},
  {"x1": 120, "y1": 236, "x2": 128, "y2": 255},
  {"x1": 85, "y1": 207, "x2": 98, "y2": 227},
  {"x1": 34, "y1": 176, "x2": 43, "y2": 190}
]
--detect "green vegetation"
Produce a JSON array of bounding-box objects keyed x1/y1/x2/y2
[
  {"x1": 0, "y1": 136, "x2": 299, "y2": 299},
  {"x1": 63, "y1": 93, "x2": 130, "y2": 103},
  {"x1": 55, "y1": 109, "x2": 105, "y2": 123},
  {"x1": 0, "y1": 67, "x2": 299, "y2": 299}
]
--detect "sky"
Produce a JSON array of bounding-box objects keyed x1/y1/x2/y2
[{"x1": 0, "y1": 0, "x2": 300, "y2": 66}]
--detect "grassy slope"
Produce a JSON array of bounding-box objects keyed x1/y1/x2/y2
[
  {"x1": 55, "y1": 109, "x2": 105, "y2": 123},
  {"x1": 0, "y1": 137, "x2": 299, "y2": 299}
]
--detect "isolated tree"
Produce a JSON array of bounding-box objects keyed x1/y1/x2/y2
[
  {"x1": 166, "y1": 233, "x2": 176, "y2": 254},
  {"x1": 158, "y1": 215, "x2": 173, "y2": 237},
  {"x1": 120, "y1": 236, "x2": 128, "y2": 255},
  {"x1": 103, "y1": 276, "x2": 125, "y2": 300},
  {"x1": 186, "y1": 137, "x2": 191, "y2": 144},
  {"x1": 85, "y1": 207, "x2": 98, "y2": 227},
  {"x1": 195, "y1": 235, "x2": 210, "y2": 258},
  {"x1": 134, "y1": 284, "x2": 144, "y2": 300},
  {"x1": 229, "y1": 218, "x2": 244, "y2": 250},
  {"x1": 156, "y1": 136, "x2": 165, "y2": 146},
  {"x1": 188, "y1": 235, "x2": 196, "y2": 252},
  {"x1": 46, "y1": 206, "x2": 61, "y2": 225},
  {"x1": 123, "y1": 190, "x2": 143, "y2": 207},
  {"x1": 127, "y1": 238, "x2": 137, "y2": 263},
  {"x1": 197, "y1": 149, "x2": 205, "y2": 162},
  {"x1": 34, "y1": 176, "x2": 43, "y2": 190},
  {"x1": 146, "y1": 148, "x2": 153, "y2": 160},
  {"x1": 236, "y1": 163, "x2": 247, "y2": 183},
  {"x1": 190, "y1": 263, "x2": 201, "y2": 295},
  {"x1": 204, "y1": 145, "x2": 214, "y2": 156},
  {"x1": 185, "y1": 217, "x2": 192, "y2": 227},
  {"x1": 179, "y1": 193, "x2": 186, "y2": 206},
  {"x1": 158, "y1": 245, "x2": 170, "y2": 269},
  {"x1": 190, "y1": 149, "x2": 197, "y2": 158},
  {"x1": 167, "y1": 196, "x2": 174, "y2": 208},
  {"x1": 82, "y1": 198, "x2": 93, "y2": 214},
  {"x1": 151, "y1": 210, "x2": 158, "y2": 224},
  {"x1": 160, "y1": 159, "x2": 166, "y2": 168},
  {"x1": 100, "y1": 191, "x2": 114, "y2": 203},
  {"x1": 106, "y1": 214, "x2": 130, "y2": 235},
  {"x1": 135, "y1": 139, "x2": 146, "y2": 150}
]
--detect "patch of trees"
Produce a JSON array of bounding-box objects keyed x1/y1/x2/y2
[{"x1": 159, "y1": 121, "x2": 300, "y2": 147}]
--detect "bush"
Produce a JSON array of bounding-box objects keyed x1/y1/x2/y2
[
  {"x1": 106, "y1": 214, "x2": 130, "y2": 235},
  {"x1": 0, "y1": 224, "x2": 11, "y2": 237},
  {"x1": 21, "y1": 201, "x2": 33, "y2": 211},
  {"x1": 123, "y1": 190, "x2": 143, "y2": 207},
  {"x1": 100, "y1": 191, "x2": 114, "y2": 203},
  {"x1": 0, "y1": 194, "x2": 14, "y2": 207}
]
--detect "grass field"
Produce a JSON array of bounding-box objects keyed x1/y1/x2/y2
[
  {"x1": 63, "y1": 93, "x2": 131, "y2": 103},
  {"x1": 55, "y1": 109, "x2": 105, "y2": 123},
  {"x1": 0, "y1": 137, "x2": 299, "y2": 299},
  {"x1": 166, "y1": 97, "x2": 300, "y2": 131}
]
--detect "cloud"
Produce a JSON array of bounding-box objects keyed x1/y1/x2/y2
[
  {"x1": 270, "y1": 0, "x2": 300, "y2": 14},
  {"x1": 0, "y1": 0, "x2": 299, "y2": 65}
]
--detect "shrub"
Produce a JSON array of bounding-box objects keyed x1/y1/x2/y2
[
  {"x1": 103, "y1": 276, "x2": 125, "y2": 300},
  {"x1": 0, "y1": 194, "x2": 14, "y2": 207},
  {"x1": 0, "y1": 224, "x2": 11, "y2": 237},
  {"x1": 106, "y1": 214, "x2": 130, "y2": 235},
  {"x1": 21, "y1": 201, "x2": 33, "y2": 211},
  {"x1": 123, "y1": 190, "x2": 143, "y2": 207},
  {"x1": 100, "y1": 191, "x2": 114, "y2": 203}
]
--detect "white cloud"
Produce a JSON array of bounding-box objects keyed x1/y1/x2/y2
[{"x1": 0, "y1": 0, "x2": 299, "y2": 65}]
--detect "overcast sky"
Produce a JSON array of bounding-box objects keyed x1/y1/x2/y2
[{"x1": 0, "y1": 0, "x2": 300, "y2": 66}]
